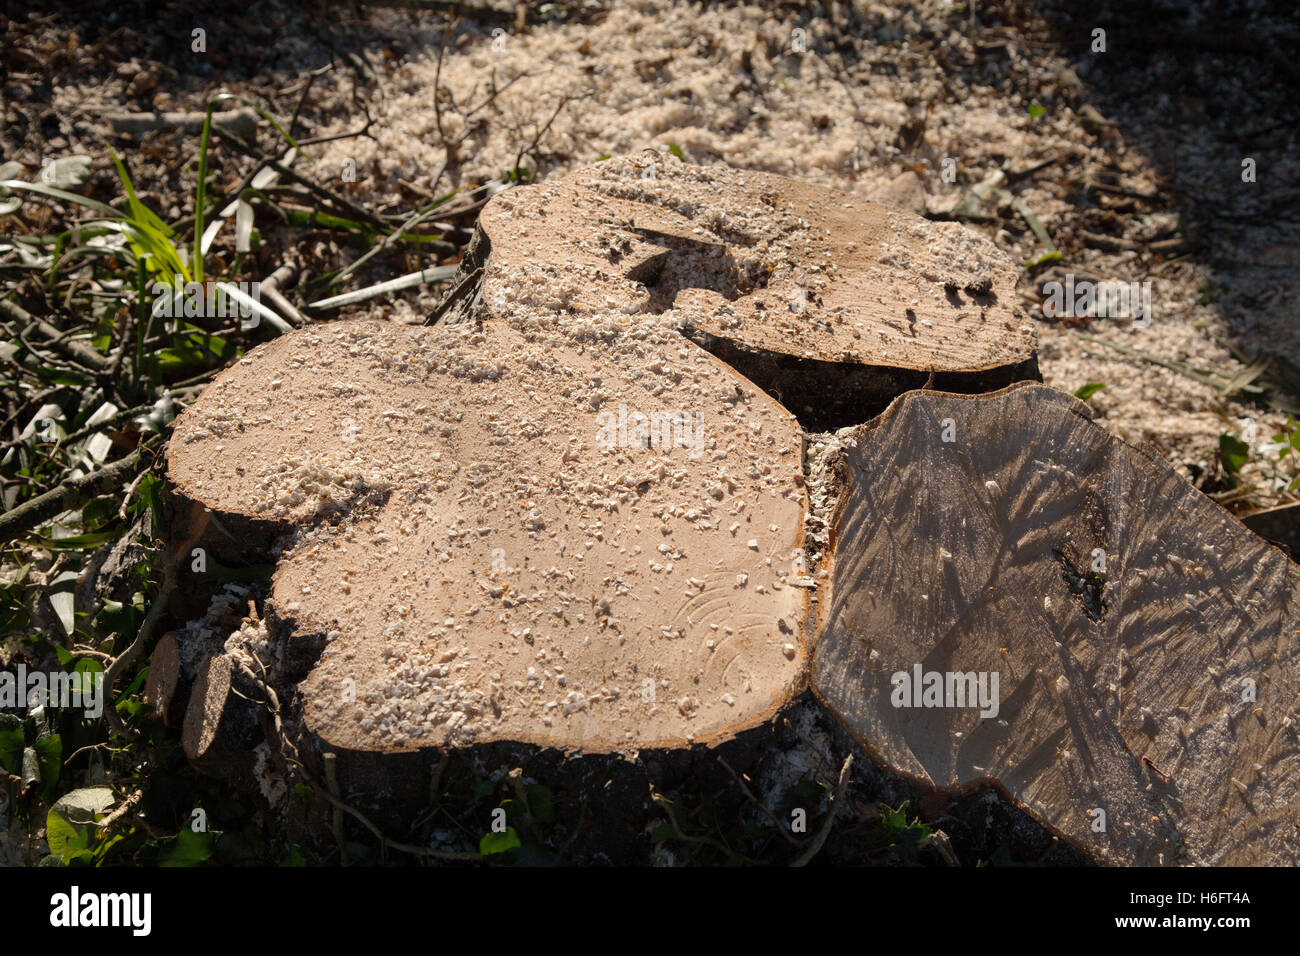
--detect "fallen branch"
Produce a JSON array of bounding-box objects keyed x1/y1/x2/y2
[
  {"x1": 0, "y1": 298, "x2": 110, "y2": 371},
  {"x1": 0, "y1": 448, "x2": 145, "y2": 544},
  {"x1": 283, "y1": 753, "x2": 481, "y2": 863},
  {"x1": 716, "y1": 756, "x2": 801, "y2": 847},
  {"x1": 102, "y1": 548, "x2": 177, "y2": 736},
  {"x1": 649, "y1": 789, "x2": 757, "y2": 864},
  {"x1": 0, "y1": 403, "x2": 150, "y2": 458},
  {"x1": 1082, "y1": 231, "x2": 1140, "y2": 253},
  {"x1": 258, "y1": 264, "x2": 308, "y2": 328},
  {"x1": 103, "y1": 108, "x2": 257, "y2": 138},
  {"x1": 790, "y1": 755, "x2": 853, "y2": 867},
  {"x1": 212, "y1": 126, "x2": 389, "y2": 232},
  {"x1": 308, "y1": 265, "x2": 458, "y2": 310},
  {"x1": 93, "y1": 789, "x2": 143, "y2": 830}
]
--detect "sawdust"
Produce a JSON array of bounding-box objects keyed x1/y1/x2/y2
[
  {"x1": 300, "y1": 0, "x2": 1300, "y2": 501},
  {"x1": 170, "y1": 317, "x2": 811, "y2": 751}
]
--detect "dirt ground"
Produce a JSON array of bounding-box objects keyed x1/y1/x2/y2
[{"x1": 8, "y1": 0, "x2": 1299, "y2": 502}]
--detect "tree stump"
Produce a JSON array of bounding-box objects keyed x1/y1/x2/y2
[
  {"x1": 164, "y1": 155, "x2": 1300, "y2": 865},
  {"x1": 143, "y1": 630, "x2": 182, "y2": 726},
  {"x1": 438, "y1": 151, "x2": 1039, "y2": 430},
  {"x1": 810, "y1": 383, "x2": 1300, "y2": 866},
  {"x1": 182, "y1": 652, "x2": 264, "y2": 785},
  {"x1": 170, "y1": 317, "x2": 810, "y2": 757}
]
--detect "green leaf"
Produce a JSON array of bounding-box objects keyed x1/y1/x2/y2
[
  {"x1": 667, "y1": 143, "x2": 685, "y2": 160},
  {"x1": 0, "y1": 714, "x2": 23, "y2": 774},
  {"x1": 152, "y1": 344, "x2": 219, "y2": 373},
  {"x1": 279, "y1": 845, "x2": 307, "y2": 866},
  {"x1": 1073, "y1": 382, "x2": 1106, "y2": 401},
  {"x1": 195, "y1": 103, "x2": 216, "y2": 282},
  {"x1": 525, "y1": 784, "x2": 556, "y2": 825},
  {"x1": 875, "y1": 801, "x2": 931, "y2": 848},
  {"x1": 52, "y1": 786, "x2": 118, "y2": 825},
  {"x1": 1027, "y1": 102, "x2": 1046, "y2": 120},
  {"x1": 71, "y1": 657, "x2": 104, "y2": 696},
  {"x1": 33, "y1": 733, "x2": 62, "y2": 788},
  {"x1": 1025, "y1": 250, "x2": 1061, "y2": 270},
  {"x1": 479, "y1": 827, "x2": 522, "y2": 856},
  {"x1": 108, "y1": 150, "x2": 172, "y2": 239},
  {"x1": 0, "y1": 179, "x2": 120, "y2": 217},
  {"x1": 46, "y1": 809, "x2": 91, "y2": 860},
  {"x1": 33, "y1": 531, "x2": 118, "y2": 552},
  {"x1": 1219, "y1": 432, "x2": 1251, "y2": 475},
  {"x1": 107, "y1": 148, "x2": 189, "y2": 282},
  {"x1": 34, "y1": 367, "x2": 93, "y2": 387},
  {"x1": 134, "y1": 472, "x2": 165, "y2": 525},
  {"x1": 159, "y1": 827, "x2": 217, "y2": 866},
  {"x1": 92, "y1": 832, "x2": 126, "y2": 862}
]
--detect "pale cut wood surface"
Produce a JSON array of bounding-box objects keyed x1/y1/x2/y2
[
  {"x1": 168, "y1": 318, "x2": 810, "y2": 754},
  {"x1": 450, "y1": 152, "x2": 1039, "y2": 428}
]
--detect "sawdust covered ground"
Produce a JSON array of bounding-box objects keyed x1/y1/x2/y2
[
  {"x1": 289, "y1": 0, "x2": 1300, "y2": 505},
  {"x1": 14, "y1": 0, "x2": 1300, "y2": 504},
  {"x1": 6, "y1": 0, "x2": 1298, "y2": 868}
]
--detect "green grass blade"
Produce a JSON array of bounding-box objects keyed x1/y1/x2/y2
[{"x1": 0, "y1": 180, "x2": 120, "y2": 218}]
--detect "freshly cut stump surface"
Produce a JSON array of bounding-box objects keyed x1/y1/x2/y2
[
  {"x1": 458, "y1": 152, "x2": 1039, "y2": 428},
  {"x1": 168, "y1": 318, "x2": 810, "y2": 753},
  {"x1": 812, "y1": 382, "x2": 1300, "y2": 866}
]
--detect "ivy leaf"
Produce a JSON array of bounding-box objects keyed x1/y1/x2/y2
[
  {"x1": 70, "y1": 657, "x2": 103, "y2": 698},
  {"x1": 479, "y1": 827, "x2": 522, "y2": 856},
  {"x1": 45, "y1": 809, "x2": 91, "y2": 861},
  {"x1": 51, "y1": 786, "x2": 117, "y2": 824},
  {"x1": 0, "y1": 715, "x2": 23, "y2": 774},
  {"x1": 1219, "y1": 432, "x2": 1251, "y2": 475},
  {"x1": 159, "y1": 827, "x2": 217, "y2": 866},
  {"x1": 525, "y1": 784, "x2": 556, "y2": 825},
  {"x1": 34, "y1": 733, "x2": 62, "y2": 791},
  {"x1": 279, "y1": 846, "x2": 307, "y2": 866}
]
